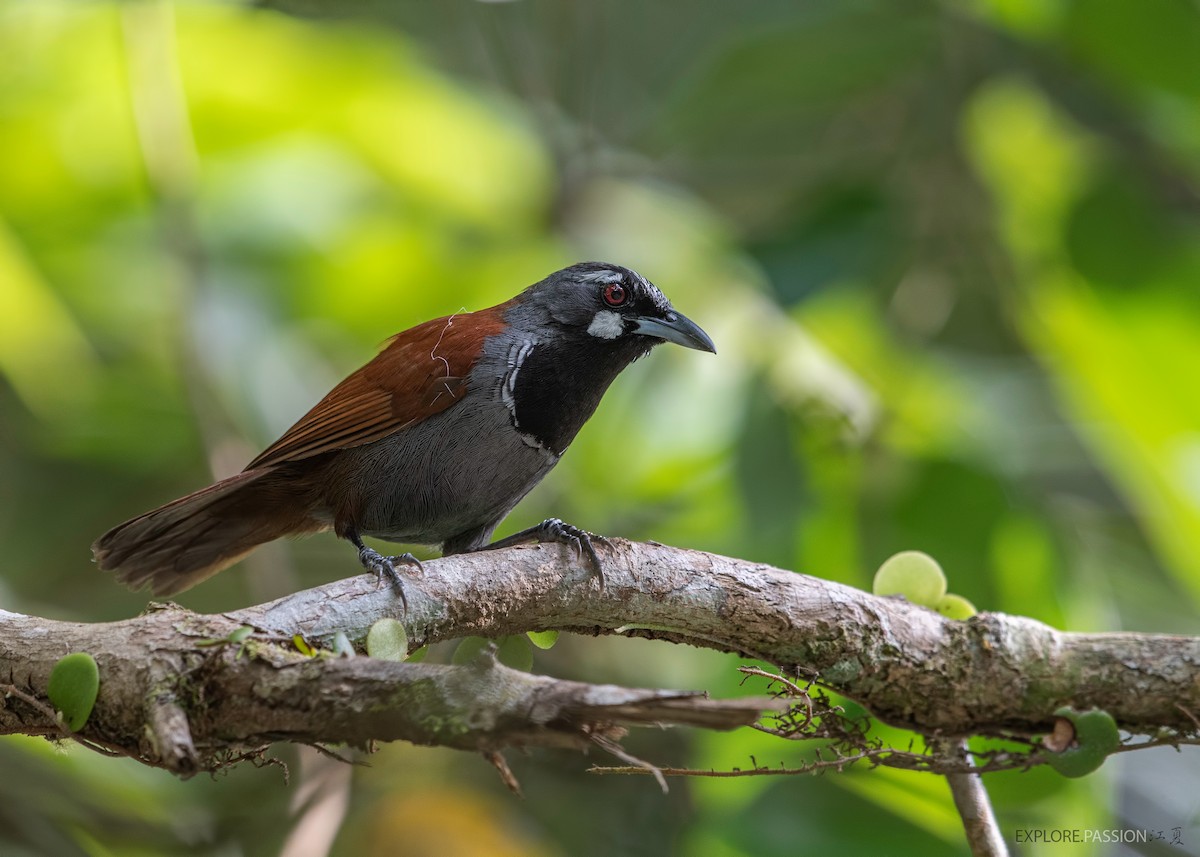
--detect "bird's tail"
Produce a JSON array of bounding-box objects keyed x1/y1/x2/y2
[{"x1": 93, "y1": 468, "x2": 321, "y2": 596}]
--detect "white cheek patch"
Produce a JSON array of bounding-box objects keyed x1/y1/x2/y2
[{"x1": 587, "y1": 310, "x2": 624, "y2": 340}]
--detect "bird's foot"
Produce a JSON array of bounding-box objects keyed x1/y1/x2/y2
[
  {"x1": 356, "y1": 544, "x2": 423, "y2": 613},
  {"x1": 486, "y1": 518, "x2": 611, "y2": 591}
]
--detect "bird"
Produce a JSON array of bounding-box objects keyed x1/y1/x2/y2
[{"x1": 93, "y1": 262, "x2": 715, "y2": 602}]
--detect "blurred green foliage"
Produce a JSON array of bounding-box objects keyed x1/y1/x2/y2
[{"x1": 2, "y1": 0, "x2": 1199, "y2": 854}]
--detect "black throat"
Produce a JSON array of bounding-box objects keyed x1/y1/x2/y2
[{"x1": 509, "y1": 335, "x2": 651, "y2": 455}]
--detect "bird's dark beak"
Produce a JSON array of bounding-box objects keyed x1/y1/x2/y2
[{"x1": 632, "y1": 310, "x2": 716, "y2": 354}]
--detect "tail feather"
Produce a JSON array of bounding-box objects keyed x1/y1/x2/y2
[{"x1": 93, "y1": 468, "x2": 321, "y2": 596}]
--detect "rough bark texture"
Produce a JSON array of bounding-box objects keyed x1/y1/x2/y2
[
  {"x1": 242, "y1": 539, "x2": 1199, "y2": 733},
  {"x1": 2, "y1": 539, "x2": 1197, "y2": 776}
]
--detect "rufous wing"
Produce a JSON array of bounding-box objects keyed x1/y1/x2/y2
[{"x1": 245, "y1": 307, "x2": 508, "y2": 470}]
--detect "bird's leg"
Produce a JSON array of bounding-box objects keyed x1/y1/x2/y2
[
  {"x1": 346, "y1": 529, "x2": 423, "y2": 612},
  {"x1": 479, "y1": 518, "x2": 611, "y2": 590}
]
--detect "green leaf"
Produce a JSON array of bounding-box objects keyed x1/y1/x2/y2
[
  {"x1": 366, "y1": 618, "x2": 409, "y2": 662},
  {"x1": 451, "y1": 636, "x2": 533, "y2": 670},
  {"x1": 405, "y1": 646, "x2": 429, "y2": 663},
  {"x1": 292, "y1": 634, "x2": 315, "y2": 657},
  {"x1": 47, "y1": 652, "x2": 100, "y2": 732},
  {"x1": 526, "y1": 630, "x2": 559, "y2": 650},
  {"x1": 228, "y1": 626, "x2": 253, "y2": 644},
  {"x1": 497, "y1": 636, "x2": 534, "y2": 672},
  {"x1": 196, "y1": 625, "x2": 254, "y2": 647},
  {"x1": 451, "y1": 636, "x2": 489, "y2": 665}
]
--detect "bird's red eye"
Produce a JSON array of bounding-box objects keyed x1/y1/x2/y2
[{"x1": 602, "y1": 284, "x2": 627, "y2": 307}]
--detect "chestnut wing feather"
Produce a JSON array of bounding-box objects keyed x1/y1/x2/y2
[{"x1": 245, "y1": 309, "x2": 506, "y2": 470}]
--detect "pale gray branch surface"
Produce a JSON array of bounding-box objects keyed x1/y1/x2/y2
[
  {"x1": 2, "y1": 540, "x2": 1197, "y2": 776},
  {"x1": 245, "y1": 539, "x2": 1199, "y2": 733},
  {"x1": 0, "y1": 599, "x2": 771, "y2": 776}
]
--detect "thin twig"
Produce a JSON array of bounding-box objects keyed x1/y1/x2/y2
[
  {"x1": 484, "y1": 751, "x2": 523, "y2": 797},
  {"x1": 941, "y1": 739, "x2": 1008, "y2": 857},
  {"x1": 1, "y1": 683, "x2": 142, "y2": 761},
  {"x1": 591, "y1": 734, "x2": 669, "y2": 793}
]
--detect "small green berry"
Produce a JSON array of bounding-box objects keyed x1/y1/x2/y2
[
  {"x1": 935, "y1": 593, "x2": 977, "y2": 620},
  {"x1": 1045, "y1": 707, "x2": 1120, "y2": 778},
  {"x1": 47, "y1": 653, "x2": 100, "y2": 732},
  {"x1": 873, "y1": 551, "x2": 947, "y2": 607},
  {"x1": 366, "y1": 618, "x2": 409, "y2": 662},
  {"x1": 527, "y1": 630, "x2": 560, "y2": 650}
]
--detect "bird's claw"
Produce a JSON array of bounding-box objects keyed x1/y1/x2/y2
[
  {"x1": 538, "y1": 518, "x2": 609, "y2": 590},
  {"x1": 479, "y1": 518, "x2": 611, "y2": 590},
  {"x1": 357, "y1": 546, "x2": 423, "y2": 613}
]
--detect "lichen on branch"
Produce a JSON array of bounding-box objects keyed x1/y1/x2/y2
[{"x1": 2, "y1": 540, "x2": 1198, "y2": 779}]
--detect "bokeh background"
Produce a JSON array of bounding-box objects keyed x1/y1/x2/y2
[{"x1": 3, "y1": 0, "x2": 1199, "y2": 854}]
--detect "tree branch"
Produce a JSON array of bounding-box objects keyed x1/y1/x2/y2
[
  {"x1": 2, "y1": 540, "x2": 1197, "y2": 778},
  {"x1": 241, "y1": 539, "x2": 1200, "y2": 734}
]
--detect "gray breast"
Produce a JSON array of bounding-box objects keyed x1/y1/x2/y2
[{"x1": 319, "y1": 331, "x2": 558, "y2": 545}]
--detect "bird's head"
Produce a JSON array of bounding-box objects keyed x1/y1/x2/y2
[{"x1": 518, "y1": 262, "x2": 716, "y2": 356}]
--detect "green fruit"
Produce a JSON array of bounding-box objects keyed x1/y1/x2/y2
[
  {"x1": 526, "y1": 630, "x2": 559, "y2": 650},
  {"x1": 935, "y1": 593, "x2": 977, "y2": 620},
  {"x1": 47, "y1": 652, "x2": 100, "y2": 732},
  {"x1": 873, "y1": 551, "x2": 947, "y2": 607},
  {"x1": 1045, "y1": 707, "x2": 1120, "y2": 778},
  {"x1": 366, "y1": 618, "x2": 409, "y2": 662}
]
